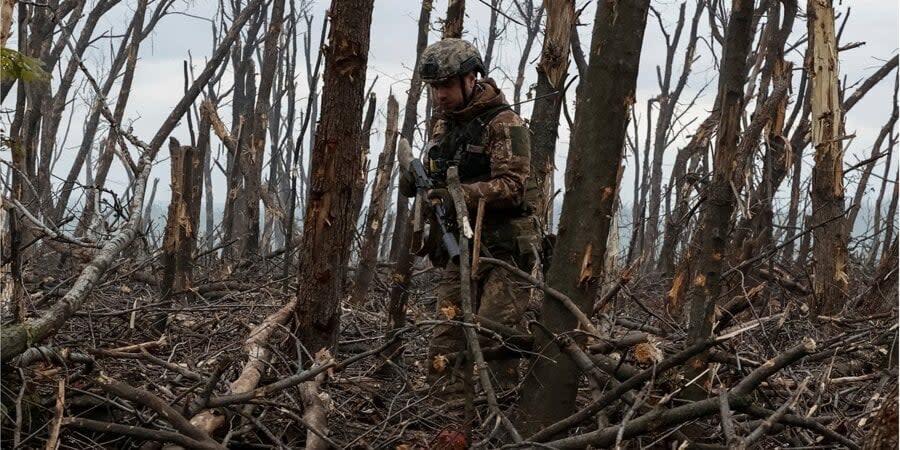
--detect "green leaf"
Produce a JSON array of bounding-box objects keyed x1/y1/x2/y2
[{"x1": 1, "y1": 47, "x2": 51, "y2": 83}]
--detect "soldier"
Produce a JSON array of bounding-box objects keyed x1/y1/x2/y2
[{"x1": 399, "y1": 38, "x2": 540, "y2": 395}]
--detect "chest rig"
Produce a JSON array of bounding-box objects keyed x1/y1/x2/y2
[{"x1": 426, "y1": 105, "x2": 511, "y2": 187}]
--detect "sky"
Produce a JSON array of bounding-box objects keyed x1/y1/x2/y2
[{"x1": 2, "y1": 0, "x2": 898, "y2": 236}]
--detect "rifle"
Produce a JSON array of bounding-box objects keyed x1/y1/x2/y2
[{"x1": 409, "y1": 158, "x2": 461, "y2": 264}]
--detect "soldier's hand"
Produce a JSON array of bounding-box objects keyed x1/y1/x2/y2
[{"x1": 427, "y1": 188, "x2": 453, "y2": 207}]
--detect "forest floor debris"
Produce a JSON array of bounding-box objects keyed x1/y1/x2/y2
[{"x1": 1, "y1": 252, "x2": 896, "y2": 449}]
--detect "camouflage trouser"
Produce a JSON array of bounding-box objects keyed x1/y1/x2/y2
[{"x1": 427, "y1": 253, "x2": 532, "y2": 393}]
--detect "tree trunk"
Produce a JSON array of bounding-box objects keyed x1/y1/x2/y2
[
  {"x1": 643, "y1": 2, "x2": 703, "y2": 270},
  {"x1": 242, "y1": 0, "x2": 285, "y2": 256},
  {"x1": 882, "y1": 170, "x2": 899, "y2": 263},
  {"x1": 658, "y1": 112, "x2": 718, "y2": 277},
  {"x1": 482, "y1": 0, "x2": 501, "y2": 74},
  {"x1": 682, "y1": 0, "x2": 754, "y2": 386},
  {"x1": 351, "y1": 95, "x2": 399, "y2": 305},
  {"x1": 868, "y1": 130, "x2": 896, "y2": 267},
  {"x1": 512, "y1": 1, "x2": 544, "y2": 115},
  {"x1": 350, "y1": 92, "x2": 378, "y2": 239},
  {"x1": 160, "y1": 138, "x2": 202, "y2": 296},
  {"x1": 847, "y1": 80, "x2": 898, "y2": 236},
  {"x1": 75, "y1": 0, "x2": 148, "y2": 237},
  {"x1": 530, "y1": 0, "x2": 574, "y2": 232},
  {"x1": 518, "y1": 0, "x2": 650, "y2": 434},
  {"x1": 807, "y1": 0, "x2": 849, "y2": 316},
  {"x1": 53, "y1": 8, "x2": 140, "y2": 222},
  {"x1": 292, "y1": 0, "x2": 375, "y2": 354},
  {"x1": 36, "y1": 0, "x2": 118, "y2": 219},
  {"x1": 443, "y1": 0, "x2": 465, "y2": 39},
  {"x1": 386, "y1": 0, "x2": 433, "y2": 350},
  {"x1": 731, "y1": 0, "x2": 796, "y2": 264}
]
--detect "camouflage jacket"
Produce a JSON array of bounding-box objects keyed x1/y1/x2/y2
[
  {"x1": 401, "y1": 79, "x2": 539, "y2": 265},
  {"x1": 401, "y1": 79, "x2": 531, "y2": 212}
]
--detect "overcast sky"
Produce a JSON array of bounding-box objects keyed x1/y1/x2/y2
[{"x1": 2, "y1": 0, "x2": 898, "y2": 232}]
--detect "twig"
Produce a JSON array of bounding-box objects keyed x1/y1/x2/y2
[
  {"x1": 447, "y1": 167, "x2": 522, "y2": 443},
  {"x1": 471, "y1": 198, "x2": 486, "y2": 276},
  {"x1": 739, "y1": 377, "x2": 810, "y2": 449},
  {"x1": 738, "y1": 404, "x2": 859, "y2": 449},
  {"x1": 106, "y1": 335, "x2": 167, "y2": 353},
  {"x1": 529, "y1": 338, "x2": 721, "y2": 442},
  {"x1": 88, "y1": 348, "x2": 203, "y2": 381},
  {"x1": 93, "y1": 375, "x2": 225, "y2": 449},
  {"x1": 719, "y1": 389, "x2": 738, "y2": 447},
  {"x1": 204, "y1": 332, "x2": 401, "y2": 408},
  {"x1": 62, "y1": 417, "x2": 222, "y2": 450},
  {"x1": 542, "y1": 339, "x2": 819, "y2": 448},
  {"x1": 481, "y1": 256, "x2": 598, "y2": 335},
  {"x1": 44, "y1": 378, "x2": 65, "y2": 450}
]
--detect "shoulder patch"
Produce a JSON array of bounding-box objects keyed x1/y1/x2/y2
[{"x1": 509, "y1": 126, "x2": 531, "y2": 157}]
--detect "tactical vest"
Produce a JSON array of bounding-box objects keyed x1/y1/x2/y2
[{"x1": 425, "y1": 105, "x2": 540, "y2": 216}]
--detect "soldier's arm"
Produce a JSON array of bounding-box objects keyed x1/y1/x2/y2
[{"x1": 461, "y1": 111, "x2": 530, "y2": 210}]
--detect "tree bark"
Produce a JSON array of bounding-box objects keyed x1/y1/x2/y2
[
  {"x1": 512, "y1": 1, "x2": 544, "y2": 114},
  {"x1": 160, "y1": 138, "x2": 202, "y2": 297},
  {"x1": 482, "y1": 0, "x2": 501, "y2": 74},
  {"x1": 517, "y1": 0, "x2": 649, "y2": 434},
  {"x1": 384, "y1": 0, "x2": 433, "y2": 362},
  {"x1": 351, "y1": 95, "x2": 399, "y2": 305},
  {"x1": 443, "y1": 0, "x2": 465, "y2": 39},
  {"x1": 292, "y1": 0, "x2": 375, "y2": 353},
  {"x1": 530, "y1": 0, "x2": 574, "y2": 232},
  {"x1": 682, "y1": 0, "x2": 754, "y2": 386},
  {"x1": 807, "y1": 0, "x2": 849, "y2": 316},
  {"x1": 242, "y1": 0, "x2": 285, "y2": 256}
]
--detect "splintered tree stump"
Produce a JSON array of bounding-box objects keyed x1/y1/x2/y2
[{"x1": 160, "y1": 137, "x2": 203, "y2": 297}]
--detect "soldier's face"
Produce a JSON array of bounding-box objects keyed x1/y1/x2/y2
[{"x1": 430, "y1": 72, "x2": 477, "y2": 112}]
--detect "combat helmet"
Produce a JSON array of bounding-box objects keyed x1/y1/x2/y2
[{"x1": 419, "y1": 38, "x2": 485, "y2": 83}]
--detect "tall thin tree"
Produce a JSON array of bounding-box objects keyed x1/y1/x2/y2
[
  {"x1": 292, "y1": 0, "x2": 375, "y2": 352},
  {"x1": 518, "y1": 0, "x2": 650, "y2": 433}
]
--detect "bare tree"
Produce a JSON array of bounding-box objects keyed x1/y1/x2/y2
[
  {"x1": 292, "y1": 0, "x2": 375, "y2": 352},
  {"x1": 868, "y1": 128, "x2": 897, "y2": 266},
  {"x1": 847, "y1": 77, "x2": 898, "y2": 236},
  {"x1": 680, "y1": 0, "x2": 755, "y2": 384},
  {"x1": 443, "y1": 0, "x2": 465, "y2": 39},
  {"x1": 481, "y1": 0, "x2": 503, "y2": 74},
  {"x1": 511, "y1": 0, "x2": 543, "y2": 114},
  {"x1": 518, "y1": 0, "x2": 650, "y2": 433},
  {"x1": 642, "y1": 1, "x2": 704, "y2": 270},
  {"x1": 807, "y1": 0, "x2": 849, "y2": 316},
  {"x1": 160, "y1": 138, "x2": 202, "y2": 296},
  {"x1": 385, "y1": 0, "x2": 433, "y2": 348},
  {"x1": 351, "y1": 95, "x2": 399, "y2": 305},
  {"x1": 530, "y1": 0, "x2": 575, "y2": 231}
]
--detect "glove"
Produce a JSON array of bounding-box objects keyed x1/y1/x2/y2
[{"x1": 427, "y1": 188, "x2": 453, "y2": 208}]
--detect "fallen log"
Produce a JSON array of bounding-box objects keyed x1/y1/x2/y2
[
  {"x1": 187, "y1": 298, "x2": 296, "y2": 436},
  {"x1": 1, "y1": 159, "x2": 152, "y2": 363}
]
